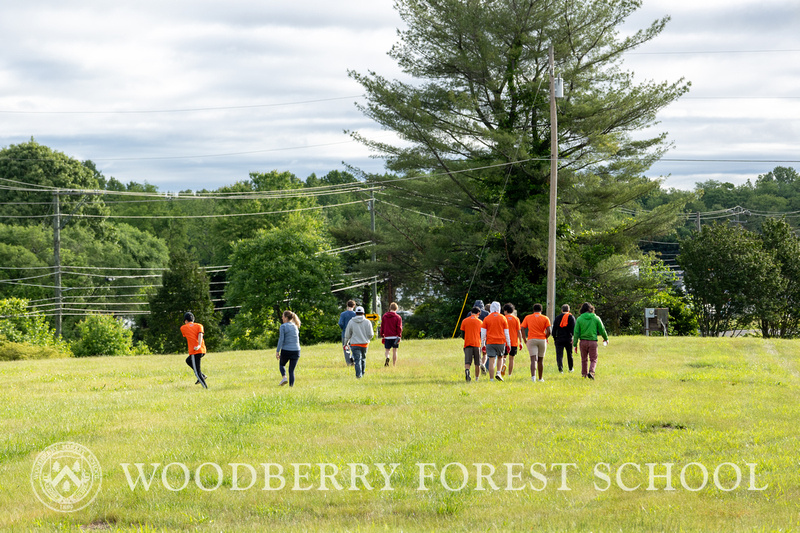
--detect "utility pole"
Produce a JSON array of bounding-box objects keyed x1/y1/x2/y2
[
  {"x1": 370, "y1": 190, "x2": 378, "y2": 315},
  {"x1": 546, "y1": 45, "x2": 559, "y2": 321},
  {"x1": 53, "y1": 191, "x2": 62, "y2": 337},
  {"x1": 696, "y1": 212, "x2": 701, "y2": 232},
  {"x1": 51, "y1": 189, "x2": 94, "y2": 337}
]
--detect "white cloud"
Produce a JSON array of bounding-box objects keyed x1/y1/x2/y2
[{"x1": 0, "y1": 0, "x2": 798, "y2": 191}]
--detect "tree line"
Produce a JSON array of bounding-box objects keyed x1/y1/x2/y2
[{"x1": 3, "y1": 1, "x2": 799, "y2": 357}]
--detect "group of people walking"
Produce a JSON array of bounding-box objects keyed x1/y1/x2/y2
[
  {"x1": 338, "y1": 300, "x2": 404, "y2": 379},
  {"x1": 178, "y1": 298, "x2": 607, "y2": 388},
  {"x1": 460, "y1": 300, "x2": 609, "y2": 383}
]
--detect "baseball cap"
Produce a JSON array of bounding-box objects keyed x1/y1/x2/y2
[{"x1": 355, "y1": 306, "x2": 365, "y2": 313}]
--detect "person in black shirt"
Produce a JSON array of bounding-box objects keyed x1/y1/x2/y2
[{"x1": 552, "y1": 304, "x2": 576, "y2": 373}]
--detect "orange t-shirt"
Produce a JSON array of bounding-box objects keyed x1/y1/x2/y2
[
  {"x1": 460, "y1": 315, "x2": 483, "y2": 348},
  {"x1": 521, "y1": 313, "x2": 551, "y2": 340},
  {"x1": 505, "y1": 314, "x2": 522, "y2": 347},
  {"x1": 481, "y1": 312, "x2": 509, "y2": 345},
  {"x1": 180, "y1": 322, "x2": 206, "y2": 355}
]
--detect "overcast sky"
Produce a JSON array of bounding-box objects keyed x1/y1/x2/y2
[{"x1": 1, "y1": 0, "x2": 798, "y2": 192}]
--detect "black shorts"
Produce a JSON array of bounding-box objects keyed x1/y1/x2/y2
[
  {"x1": 383, "y1": 338, "x2": 400, "y2": 349},
  {"x1": 506, "y1": 346, "x2": 518, "y2": 357}
]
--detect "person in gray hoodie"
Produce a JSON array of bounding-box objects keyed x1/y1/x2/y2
[{"x1": 344, "y1": 306, "x2": 374, "y2": 379}]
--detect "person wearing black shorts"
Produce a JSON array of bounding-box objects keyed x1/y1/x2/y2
[{"x1": 380, "y1": 302, "x2": 403, "y2": 367}]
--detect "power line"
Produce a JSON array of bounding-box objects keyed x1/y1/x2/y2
[
  {"x1": 0, "y1": 199, "x2": 366, "y2": 220},
  {"x1": 628, "y1": 49, "x2": 800, "y2": 55},
  {"x1": 0, "y1": 95, "x2": 365, "y2": 115},
  {"x1": 682, "y1": 96, "x2": 800, "y2": 100},
  {"x1": 0, "y1": 176, "x2": 379, "y2": 201},
  {"x1": 0, "y1": 139, "x2": 362, "y2": 163},
  {"x1": 1, "y1": 156, "x2": 797, "y2": 208}
]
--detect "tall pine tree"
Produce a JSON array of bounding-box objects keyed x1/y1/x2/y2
[
  {"x1": 143, "y1": 249, "x2": 218, "y2": 354},
  {"x1": 348, "y1": 0, "x2": 690, "y2": 322}
]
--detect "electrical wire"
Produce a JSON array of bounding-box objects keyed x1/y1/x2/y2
[{"x1": 0, "y1": 95, "x2": 366, "y2": 115}]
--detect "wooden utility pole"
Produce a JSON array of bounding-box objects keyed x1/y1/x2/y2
[
  {"x1": 51, "y1": 189, "x2": 95, "y2": 337},
  {"x1": 53, "y1": 191, "x2": 62, "y2": 337},
  {"x1": 370, "y1": 190, "x2": 378, "y2": 315},
  {"x1": 546, "y1": 45, "x2": 558, "y2": 321}
]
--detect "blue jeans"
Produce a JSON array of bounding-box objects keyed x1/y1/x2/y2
[
  {"x1": 341, "y1": 332, "x2": 352, "y2": 364},
  {"x1": 350, "y1": 346, "x2": 367, "y2": 378}
]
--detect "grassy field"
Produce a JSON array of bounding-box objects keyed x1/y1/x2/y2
[{"x1": 1, "y1": 336, "x2": 799, "y2": 532}]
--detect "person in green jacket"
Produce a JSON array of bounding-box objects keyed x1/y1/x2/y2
[{"x1": 572, "y1": 302, "x2": 609, "y2": 380}]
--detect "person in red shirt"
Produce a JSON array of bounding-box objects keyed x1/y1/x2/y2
[
  {"x1": 521, "y1": 304, "x2": 552, "y2": 382},
  {"x1": 381, "y1": 302, "x2": 403, "y2": 367},
  {"x1": 480, "y1": 301, "x2": 510, "y2": 382},
  {"x1": 502, "y1": 303, "x2": 524, "y2": 377},
  {"x1": 460, "y1": 306, "x2": 483, "y2": 382},
  {"x1": 180, "y1": 312, "x2": 208, "y2": 388}
]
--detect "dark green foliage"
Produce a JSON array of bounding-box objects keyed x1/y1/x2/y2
[
  {"x1": 404, "y1": 298, "x2": 465, "y2": 340},
  {"x1": 0, "y1": 140, "x2": 109, "y2": 231},
  {"x1": 206, "y1": 171, "x2": 319, "y2": 266},
  {"x1": 640, "y1": 166, "x2": 800, "y2": 235},
  {"x1": 143, "y1": 250, "x2": 219, "y2": 354},
  {"x1": 757, "y1": 218, "x2": 800, "y2": 338},
  {"x1": 225, "y1": 219, "x2": 343, "y2": 346},
  {"x1": 679, "y1": 223, "x2": 781, "y2": 337}
]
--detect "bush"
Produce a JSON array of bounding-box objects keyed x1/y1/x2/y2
[
  {"x1": 0, "y1": 340, "x2": 66, "y2": 361},
  {"x1": 0, "y1": 298, "x2": 61, "y2": 344},
  {"x1": 72, "y1": 315, "x2": 134, "y2": 357},
  {"x1": 130, "y1": 342, "x2": 153, "y2": 356},
  {"x1": 220, "y1": 310, "x2": 281, "y2": 351}
]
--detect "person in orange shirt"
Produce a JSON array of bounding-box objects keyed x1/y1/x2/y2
[
  {"x1": 502, "y1": 303, "x2": 524, "y2": 377},
  {"x1": 180, "y1": 312, "x2": 208, "y2": 389},
  {"x1": 521, "y1": 303, "x2": 552, "y2": 382},
  {"x1": 460, "y1": 306, "x2": 483, "y2": 382},
  {"x1": 480, "y1": 301, "x2": 510, "y2": 382}
]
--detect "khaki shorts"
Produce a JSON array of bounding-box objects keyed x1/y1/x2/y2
[{"x1": 526, "y1": 338, "x2": 547, "y2": 359}]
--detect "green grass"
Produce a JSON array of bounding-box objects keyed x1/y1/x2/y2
[{"x1": 1, "y1": 337, "x2": 799, "y2": 531}]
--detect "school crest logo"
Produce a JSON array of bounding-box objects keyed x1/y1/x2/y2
[{"x1": 30, "y1": 442, "x2": 102, "y2": 512}]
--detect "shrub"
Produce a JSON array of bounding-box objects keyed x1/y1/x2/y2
[
  {"x1": 0, "y1": 340, "x2": 66, "y2": 361},
  {"x1": 0, "y1": 298, "x2": 58, "y2": 345},
  {"x1": 0, "y1": 298, "x2": 71, "y2": 357},
  {"x1": 130, "y1": 342, "x2": 153, "y2": 356},
  {"x1": 220, "y1": 310, "x2": 275, "y2": 351},
  {"x1": 72, "y1": 315, "x2": 134, "y2": 357}
]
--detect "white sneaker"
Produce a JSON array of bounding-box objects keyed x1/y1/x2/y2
[
  {"x1": 531, "y1": 376, "x2": 537, "y2": 382},
  {"x1": 539, "y1": 377, "x2": 545, "y2": 382},
  {"x1": 279, "y1": 376, "x2": 288, "y2": 386}
]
